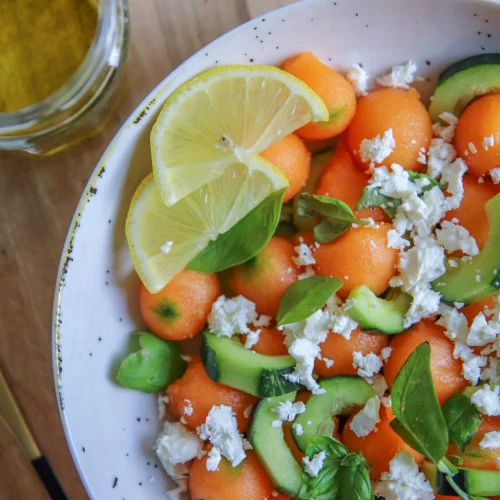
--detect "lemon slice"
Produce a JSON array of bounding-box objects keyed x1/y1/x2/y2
[
  {"x1": 151, "y1": 65, "x2": 329, "y2": 206},
  {"x1": 127, "y1": 157, "x2": 286, "y2": 293}
]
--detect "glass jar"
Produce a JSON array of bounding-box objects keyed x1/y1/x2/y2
[{"x1": 0, "y1": 0, "x2": 130, "y2": 155}]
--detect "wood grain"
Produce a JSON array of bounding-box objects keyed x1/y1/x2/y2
[{"x1": 0, "y1": 1, "x2": 296, "y2": 498}]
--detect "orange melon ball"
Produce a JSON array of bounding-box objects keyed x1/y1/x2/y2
[
  {"x1": 313, "y1": 223, "x2": 398, "y2": 299},
  {"x1": 260, "y1": 133, "x2": 311, "y2": 203},
  {"x1": 384, "y1": 320, "x2": 468, "y2": 405},
  {"x1": 455, "y1": 93, "x2": 500, "y2": 178},
  {"x1": 282, "y1": 52, "x2": 356, "y2": 140},
  {"x1": 345, "y1": 88, "x2": 432, "y2": 171}
]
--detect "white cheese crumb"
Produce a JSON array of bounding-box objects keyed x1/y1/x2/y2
[
  {"x1": 432, "y1": 112, "x2": 458, "y2": 143},
  {"x1": 326, "y1": 296, "x2": 359, "y2": 339},
  {"x1": 271, "y1": 400, "x2": 306, "y2": 427},
  {"x1": 323, "y1": 357, "x2": 334, "y2": 368},
  {"x1": 442, "y1": 158, "x2": 467, "y2": 211},
  {"x1": 417, "y1": 147, "x2": 427, "y2": 165},
  {"x1": 197, "y1": 405, "x2": 246, "y2": 470},
  {"x1": 373, "y1": 451, "x2": 435, "y2": 500},
  {"x1": 448, "y1": 258, "x2": 459, "y2": 268},
  {"x1": 381, "y1": 346, "x2": 393, "y2": 361},
  {"x1": 491, "y1": 167, "x2": 500, "y2": 184},
  {"x1": 426, "y1": 138, "x2": 456, "y2": 179},
  {"x1": 244, "y1": 329, "x2": 261, "y2": 350},
  {"x1": 463, "y1": 355, "x2": 488, "y2": 385},
  {"x1": 293, "y1": 243, "x2": 316, "y2": 266},
  {"x1": 480, "y1": 431, "x2": 500, "y2": 449},
  {"x1": 208, "y1": 295, "x2": 270, "y2": 339},
  {"x1": 467, "y1": 312, "x2": 500, "y2": 346},
  {"x1": 346, "y1": 63, "x2": 369, "y2": 96},
  {"x1": 483, "y1": 135, "x2": 495, "y2": 151},
  {"x1": 352, "y1": 351, "x2": 383, "y2": 378},
  {"x1": 160, "y1": 241, "x2": 174, "y2": 254},
  {"x1": 469, "y1": 142, "x2": 478, "y2": 154},
  {"x1": 350, "y1": 395, "x2": 381, "y2": 437},
  {"x1": 157, "y1": 394, "x2": 170, "y2": 421},
  {"x1": 303, "y1": 451, "x2": 326, "y2": 478},
  {"x1": 360, "y1": 128, "x2": 395, "y2": 164},
  {"x1": 293, "y1": 422, "x2": 304, "y2": 436},
  {"x1": 376, "y1": 61, "x2": 418, "y2": 89},
  {"x1": 298, "y1": 265, "x2": 316, "y2": 280},
  {"x1": 435, "y1": 220, "x2": 479, "y2": 256},
  {"x1": 155, "y1": 422, "x2": 204, "y2": 481},
  {"x1": 183, "y1": 399, "x2": 193, "y2": 416},
  {"x1": 404, "y1": 282, "x2": 441, "y2": 328},
  {"x1": 471, "y1": 384, "x2": 500, "y2": 416},
  {"x1": 369, "y1": 374, "x2": 389, "y2": 397}
]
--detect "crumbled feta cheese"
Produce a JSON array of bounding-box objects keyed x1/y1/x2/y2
[
  {"x1": 197, "y1": 405, "x2": 246, "y2": 470},
  {"x1": 206, "y1": 447, "x2": 222, "y2": 472},
  {"x1": 293, "y1": 422, "x2": 304, "y2": 436},
  {"x1": 271, "y1": 400, "x2": 306, "y2": 427},
  {"x1": 244, "y1": 329, "x2": 261, "y2": 350},
  {"x1": 183, "y1": 399, "x2": 193, "y2": 416},
  {"x1": 482, "y1": 358, "x2": 500, "y2": 386},
  {"x1": 387, "y1": 228, "x2": 410, "y2": 250},
  {"x1": 327, "y1": 296, "x2": 359, "y2": 339},
  {"x1": 483, "y1": 135, "x2": 495, "y2": 151},
  {"x1": 417, "y1": 147, "x2": 427, "y2": 165},
  {"x1": 467, "y1": 312, "x2": 500, "y2": 346},
  {"x1": 426, "y1": 138, "x2": 456, "y2": 179},
  {"x1": 350, "y1": 395, "x2": 381, "y2": 437},
  {"x1": 463, "y1": 355, "x2": 488, "y2": 385},
  {"x1": 448, "y1": 258, "x2": 459, "y2": 268},
  {"x1": 303, "y1": 451, "x2": 326, "y2": 478},
  {"x1": 158, "y1": 394, "x2": 170, "y2": 421},
  {"x1": 471, "y1": 384, "x2": 500, "y2": 416},
  {"x1": 404, "y1": 282, "x2": 441, "y2": 328},
  {"x1": 432, "y1": 112, "x2": 458, "y2": 143},
  {"x1": 298, "y1": 265, "x2": 315, "y2": 280},
  {"x1": 293, "y1": 243, "x2": 316, "y2": 266},
  {"x1": 353, "y1": 351, "x2": 383, "y2": 378},
  {"x1": 435, "y1": 220, "x2": 479, "y2": 256},
  {"x1": 323, "y1": 357, "x2": 334, "y2": 368},
  {"x1": 284, "y1": 337, "x2": 323, "y2": 394},
  {"x1": 469, "y1": 142, "x2": 478, "y2": 154},
  {"x1": 208, "y1": 295, "x2": 270, "y2": 339},
  {"x1": 346, "y1": 63, "x2": 369, "y2": 96},
  {"x1": 368, "y1": 164, "x2": 413, "y2": 198},
  {"x1": 491, "y1": 167, "x2": 500, "y2": 184},
  {"x1": 155, "y1": 422, "x2": 204, "y2": 481},
  {"x1": 373, "y1": 451, "x2": 435, "y2": 500},
  {"x1": 376, "y1": 61, "x2": 418, "y2": 89},
  {"x1": 369, "y1": 374, "x2": 389, "y2": 397},
  {"x1": 442, "y1": 158, "x2": 467, "y2": 211},
  {"x1": 381, "y1": 347, "x2": 392, "y2": 361},
  {"x1": 360, "y1": 129, "x2": 395, "y2": 163},
  {"x1": 480, "y1": 431, "x2": 500, "y2": 449},
  {"x1": 161, "y1": 240, "x2": 174, "y2": 254},
  {"x1": 436, "y1": 303, "x2": 469, "y2": 342}
]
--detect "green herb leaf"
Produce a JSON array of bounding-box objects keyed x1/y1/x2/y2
[
  {"x1": 442, "y1": 394, "x2": 483, "y2": 452},
  {"x1": 298, "y1": 436, "x2": 373, "y2": 500},
  {"x1": 298, "y1": 193, "x2": 368, "y2": 243},
  {"x1": 277, "y1": 276, "x2": 343, "y2": 326},
  {"x1": 355, "y1": 172, "x2": 442, "y2": 219},
  {"x1": 188, "y1": 189, "x2": 285, "y2": 272},
  {"x1": 116, "y1": 331, "x2": 187, "y2": 392},
  {"x1": 390, "y1": 342, "x2": 448, "y2": 463}
]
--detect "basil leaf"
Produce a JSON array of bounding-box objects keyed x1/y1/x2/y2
[
  {"x1": 116, "y1": 331, "x2": 187, "y2": 392},
  {"x1": 443, "y1": 393, "x2": 482, "y2": 452},
  {"x1": 298, "y1": 193, "x2": 368, "y2": 243},
  {"x1": 277, "y1": 276, "x2": 343, "y2": 326},
  {"x1": 390, "y1": 342, "x2": 448, "y2": 463},
  {"x1": 299, "y1": 436, "x2": 373, "y2": 500},
  {"x1": 356, "y1": 172, "x2": 442, "y2": 219},
  {"x1": 188, "y1": 189, "x2": 285, "y2": 272}
]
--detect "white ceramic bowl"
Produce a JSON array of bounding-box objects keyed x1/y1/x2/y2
[{"x1": 53, "y1": 0, "x2": 500, "y2": 497}]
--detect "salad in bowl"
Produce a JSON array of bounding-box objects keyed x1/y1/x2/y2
[{"x1": 114, "y1": 46, "x2": 500, "y2": 500}]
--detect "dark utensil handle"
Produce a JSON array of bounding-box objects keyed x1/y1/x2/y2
[{"x1": 31, "y1": 456, "x2": 68, "y2": 500}]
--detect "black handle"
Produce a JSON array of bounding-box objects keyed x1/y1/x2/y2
[{"x1": 31, "y1": 456, "x2": 68, "y2": 500}]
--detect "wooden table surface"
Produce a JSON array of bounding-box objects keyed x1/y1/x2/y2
[{"x1": 0, "y1": 1, "x2": 297, "y2": 498}]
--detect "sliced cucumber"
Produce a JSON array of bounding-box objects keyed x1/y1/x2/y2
[
  {"x1": 429, "y1": 53, "x2": 500, "y2": 121},
  {"x1": 201, "y1": 331, "x2": 300, "y2": 397},
  {"x1": 249, "y1": 393, "x2": 303, "y2": 496},
  {"x1": 293, "y1": 148, "x2": 335, "y2": 231},
  {"x1": 432, "y1": 194, "x2": 500, "y2": 304},
  {"x1": 422, "y1": 460, "x2": 500, "y2": 497},
  {"x1": 346, "y1": 285, "x2": 411, "y2": 334},
  {"x1": 292, "y1": 376, "x2": 376, "y2": 452}
]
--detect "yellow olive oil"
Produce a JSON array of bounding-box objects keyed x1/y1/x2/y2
[{"x1": 0, "y1": 0, "x2": 98, "y2": 113}]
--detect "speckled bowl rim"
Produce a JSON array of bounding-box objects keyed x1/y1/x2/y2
[{"x1": 51, "y1": 0, "x2": 500, "y2": 495}]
